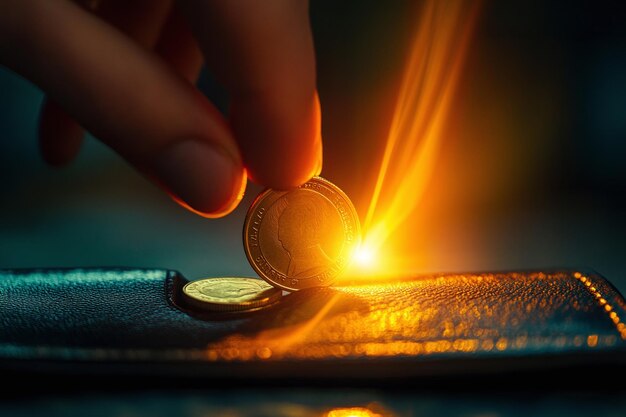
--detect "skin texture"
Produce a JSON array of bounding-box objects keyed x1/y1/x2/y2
[{"x1": 0, "y1": 0, "x2": 322, "y2": 217}]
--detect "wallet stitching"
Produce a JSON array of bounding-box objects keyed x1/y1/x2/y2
[{"x1": 572, "y1": 272, "x2": 626, "y2": 341}]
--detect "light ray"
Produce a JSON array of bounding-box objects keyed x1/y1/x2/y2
[{"x1": 355, "y1": 0, "x2": 481, "y2": 276}]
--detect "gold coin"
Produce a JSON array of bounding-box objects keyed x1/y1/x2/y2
[
  {"x1": 243, "y1": 176, "x2": 361, "y2": 291},
  {"x1": 182, "y1": 277, "x2": 282, "y2": 312}
]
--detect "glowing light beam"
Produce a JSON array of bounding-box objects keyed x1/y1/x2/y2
[{"x1": 359, "y1": 0, "x2": 481, "y2": 274}]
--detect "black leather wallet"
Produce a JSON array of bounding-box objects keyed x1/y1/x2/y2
[{"x1": 1, "y1": 268, "x2": 624, "y2": 380}]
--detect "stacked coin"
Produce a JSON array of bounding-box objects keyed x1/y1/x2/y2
[
  {"x1": 181, "y1": 177, "x2": 361, "y2": 312},
  {"x1": 182, "y1": 277, "x2": 281, "y2": 312}
]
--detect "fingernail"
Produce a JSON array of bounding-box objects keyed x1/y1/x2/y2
[{"x1": 151, "y1": 140, "x2": 245, "y2": 217}]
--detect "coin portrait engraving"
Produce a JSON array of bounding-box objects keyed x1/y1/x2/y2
[
  {"x1": 276, "y1": 190, "x2": 340, "y2": 278},
  {"x1": 244, "y1": 177, "x2": 360, "y2": 291}
]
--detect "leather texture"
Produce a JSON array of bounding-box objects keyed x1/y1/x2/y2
[{"x1": 0, "y1": 268, "x2": 625, "y2": 379}]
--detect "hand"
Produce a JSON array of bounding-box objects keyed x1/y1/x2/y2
[{"x1": 0, "y1": 0, "x2": 322, "y2": 217}]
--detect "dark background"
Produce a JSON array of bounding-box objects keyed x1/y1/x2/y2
[{"x1": 1, "y1": 1, "x2": 625, "y2": 414}]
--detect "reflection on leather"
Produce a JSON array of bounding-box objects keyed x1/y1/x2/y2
[
  {"x1": 243, "y1": 288, "x2": 369, "y2": 330},
  {"x1": 0, "y1": 269, "x2": 624, "y2": 365},
  {"x1": 201, "y1": 271, "x2": 626, "y2": 361}
]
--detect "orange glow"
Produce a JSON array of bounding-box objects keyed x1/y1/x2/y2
[
  {"x1": 200, "y1": 271, "x2": 623, "y2": 362},
  {"x1": 259, "y1": 292, "x2": 343, "y2": 353},
  {"x1": 587, "y1": 334, "x2": 598, "y2": 348},
  {"x1": 204, "y1": 292, "x2": 344, "y2": 360},
  {"x1": 325, "y1": 408, "x2": 385, "y2": 417},
  {"x1": 349, "y1": 0, "x2": 481, "y2": 277},
  {"x1": 352, "y1": 242, "x2": 378, "y2": 270}
]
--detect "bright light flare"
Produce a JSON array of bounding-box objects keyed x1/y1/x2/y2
[
  {"x1": 356, "y1": 0, "x2": 481, "y2": 278},
  {"x1": 352, "y1": 243, "x2": 378, "y2": 269}
]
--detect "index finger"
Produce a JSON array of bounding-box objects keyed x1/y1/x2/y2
[{"x1": 179, "y1": 0, "x2": 322, "y2": 189}]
